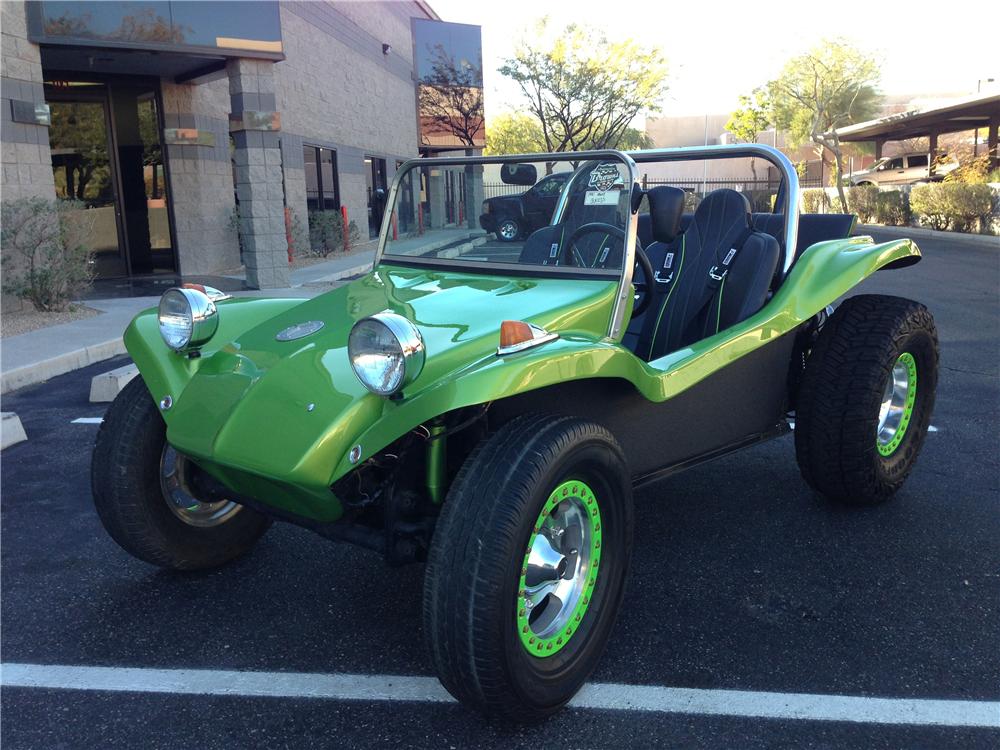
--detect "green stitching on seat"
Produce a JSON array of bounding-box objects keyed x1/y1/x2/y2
[
  {"x1": 714, "y1": 276, "x2": 727, "y2": 334},
  {"x1": 647, "y1": 234, "x2": 685, "y2": 359}
]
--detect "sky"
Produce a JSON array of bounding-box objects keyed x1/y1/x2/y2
[{"x1": 428, "y1": 0, "x2": 998, "y2": 122}]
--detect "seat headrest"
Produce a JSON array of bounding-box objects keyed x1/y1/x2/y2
[
  {"x1": 647, "y1": 186, "x2": 686, "y2": 244},
  {"x1": 691, "y1": 189, "x2": 751, "y2": 249}
]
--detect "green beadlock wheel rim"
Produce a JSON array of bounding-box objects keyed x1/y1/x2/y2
[
  {"x1": 517, "y1": 480, "x2": 602, "y2": 657},
  {"x1": 877, "y1": 352, "x2": 918, "y2": 456}
]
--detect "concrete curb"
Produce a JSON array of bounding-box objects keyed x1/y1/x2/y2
[
  {"x1": 303, "y1": 260, "x2": 374, "y2": 286},
  {"x1": 1, "y1": 337, "x2": 125, "y2": 395},
  {"x1": 858, "y1": 224, "x2": 1000, "y2": 247},
  {"x1": 1, "y1": 412, "x2": 27, "y2": 450}
]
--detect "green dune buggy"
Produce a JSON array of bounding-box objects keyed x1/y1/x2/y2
[{"x1": 92, "y1": 145, "x2": 937, "y2": 721}]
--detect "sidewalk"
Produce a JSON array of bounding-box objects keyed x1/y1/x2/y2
[{"x1": 0, "y1": 246, "x2": 376, "y2": 395}]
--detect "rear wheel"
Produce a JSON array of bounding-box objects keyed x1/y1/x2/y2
[
  {"x1": 794, "y1": 295, "x2": 938, "y2": 505},
  {"x1": 91, "y1": 375, "x2": 271, "y2": 570},
  {"x1": 423, "y1": 415, "x2": 633, "y2": 721}
]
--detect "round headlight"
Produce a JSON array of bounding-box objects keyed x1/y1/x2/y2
[
  {"x1": 158, "y1": 287, "x2": 219, "y2": 352},
  {"x1": 348, "y1": 312, "x2": 425, "y2": 396}
]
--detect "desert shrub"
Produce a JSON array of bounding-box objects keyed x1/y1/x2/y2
[
  {"x1": 848, "y1": 184, "x2": 879, "y2": 223},
  {"x1": 909, "y1": 185, "x2": 948, "y2": 230},
  {"x1": 308, "y1": 210, "x2": 361, "y2": 256},
  {"x1": 801, "y1": 189, "x2": 829, "y2": 214},
  {"x1": 911, "y1": 183, "x2": 993, "y2": 232},
  {"x1": 874, "y1": 191, "x2": 910, "y2": 227},
  {"x1": 1, "y1": 197, "x2": 95, "y2": 311}
]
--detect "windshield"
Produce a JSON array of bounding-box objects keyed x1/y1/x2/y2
[{"x1": 380, "y1": 154, "x2": 635, "y2": 277}]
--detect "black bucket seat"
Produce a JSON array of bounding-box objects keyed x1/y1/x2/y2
[{"x1": 636, "y1": 188, "x2": 780, "y2": 360}]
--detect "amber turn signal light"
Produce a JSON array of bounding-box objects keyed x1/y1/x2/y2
[{"x1": 497, "y1": 320, "x2": 559, "y2": 356}]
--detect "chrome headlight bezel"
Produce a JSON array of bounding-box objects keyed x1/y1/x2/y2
[
  {"x1": 348, "y1": 312, "x2": 425, "y2": 396},
  {"x1": 157, "y1": 287, "x2": 220, "y2": 353}
]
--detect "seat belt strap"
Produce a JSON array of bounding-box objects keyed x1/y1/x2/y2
[{"x1": 683, "y1": 226, "x2": 753, "y2": 342}]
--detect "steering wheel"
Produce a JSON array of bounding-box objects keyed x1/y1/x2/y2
[{"x1": 562, "y1": 222, "x2": 654, "y2": 317}]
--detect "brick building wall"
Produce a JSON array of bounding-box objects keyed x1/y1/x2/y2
[{"x1": 1, "y1": 0, "x2": 437, "y2": 289}]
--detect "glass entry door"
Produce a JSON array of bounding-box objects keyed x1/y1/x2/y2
[
  {"x1": 48, "y1": 91, "x2": 127, "y2": 277},
  {"x1": 46, "y1": 79, "x2": 176, "y2": 278}
]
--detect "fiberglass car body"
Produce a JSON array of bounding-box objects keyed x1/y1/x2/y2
[{"x1": 92, "y1": 144, "x2": 938, "y2": 721}]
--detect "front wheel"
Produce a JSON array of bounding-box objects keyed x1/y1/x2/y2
[
  {"x1": 495, "y1": 216, "x2": 521, "y2": 242},
  {"x1": 91, "y1": 375, "x2": 271, "y2": 570},
  {"x1": 794, "y1": 295, "x2": 938, "y2": 505},
  {"x1": 423, "y1": 415, "x2": 633, "y2": 721}
]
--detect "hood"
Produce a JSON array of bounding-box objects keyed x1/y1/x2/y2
[{"x1": 163, "y1": 264, "x2": 618, "y2": 507}]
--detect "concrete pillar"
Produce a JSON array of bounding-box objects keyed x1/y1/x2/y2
[
  {"x1": 464, "y1": 163, "x2": 484, "y2": 231},
  {"x1": 228, "y1": 58, "x2": 289, "y2": 289},
  {"x1": 928, "y1": 130, "x2": 939, "y2": 178},
  {"x1": 874, "y1": 139, "x2": 884, "y2": 160},
  {"x1": 428, "y1": 169, "x2": 447, "y2": 229},
  {"x1": 988, "y1": 117, "x2": 999, "y2": 172}
]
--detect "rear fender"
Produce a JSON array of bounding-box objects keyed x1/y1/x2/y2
[{"x1": 335, "y1": 235, "x2": 921, "y2": 481}]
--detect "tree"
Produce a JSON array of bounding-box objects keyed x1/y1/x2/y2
[
  {"x1": 767, "y1": 39, "x2": 881, "y2": 212},
  {"x1": 484, "y1": 113, "x2": 544, "y2": 155},
  {"x1": 725, "y1": 87, "x2": 771, "y2": 182},
  {"x1": 419, "y1": 43, "x2": 485, "y2": 148},
  {"x1": 498, "y1": 18, "x2": 668, "y2": 155}
]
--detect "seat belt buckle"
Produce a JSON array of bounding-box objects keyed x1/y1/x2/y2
[{"x1": 709, "y1": 265, "x2": 728, "y2": 282}]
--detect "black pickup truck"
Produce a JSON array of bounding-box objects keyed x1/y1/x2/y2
[{"x1": 479, "y1": 172, "x2": 571, "y2": 242}]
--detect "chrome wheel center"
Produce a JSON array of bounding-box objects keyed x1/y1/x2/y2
[
  {"x1": 499, "y1": 220, "x2": 517, "y2": 240},
  {"x1": 160, "y1": 445, "x2": 241, "y2": 527}
]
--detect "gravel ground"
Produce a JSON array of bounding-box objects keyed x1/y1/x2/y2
[{"x1": 1, "y1": 304, "x2": 102, "y2": 339}]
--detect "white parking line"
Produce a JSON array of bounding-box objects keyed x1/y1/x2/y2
[
  {"x1": 2, "y1": 663, "x2": 997, "y2": 728},
  {"x1": 71, "y1": 418, "x2": 104, "y2": 424}
]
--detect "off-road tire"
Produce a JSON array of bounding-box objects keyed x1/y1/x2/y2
[
  {"x1": 795, "y1": 295, "x2": 938, "y2": 505},
  {"x1": 91, "y1": 375, "x2": 271, "y2": 570},
  {"x1": 423, "y1": 414, "x2": 633, "y2": 722}
]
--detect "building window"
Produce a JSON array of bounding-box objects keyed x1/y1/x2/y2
[{"x1": 304, "y1": 145, "x2": 340, "y2": 211}]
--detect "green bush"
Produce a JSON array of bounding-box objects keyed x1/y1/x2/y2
[
  {"x1": 801, "y1": 189, "x2": 829, "y2": 214},
  {"x1": 848, "y1": 184, "x2": 879, "y2": 223},
  {"x1": 1, "y1": 197, "x2": 95, "y2": 311},
  {"x1": 874, "y1": 191, "x2": 910, "y2": 227},
  {"x1": 911, "y1": 183, "x2": 993, "y2": 232},
  {"x1": 308, "y1": 210, "x2": 361, "y2": 256}
]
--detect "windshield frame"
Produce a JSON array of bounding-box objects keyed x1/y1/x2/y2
[{"x1": 376, "y1": 149, "x2": 641, "y2": 340}]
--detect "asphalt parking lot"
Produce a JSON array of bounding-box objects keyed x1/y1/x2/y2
[{"x1": 2, "y1": 229, "x2": 998, "y2": 748}]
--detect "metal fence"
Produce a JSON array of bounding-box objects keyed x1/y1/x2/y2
[{"x1": 483, "y1": 182, "x2": 526, "y2": 200}]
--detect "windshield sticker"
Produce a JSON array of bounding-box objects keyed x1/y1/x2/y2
[
  {"x1": 584, "y1": 191, "x2": 620, "y2": 206},
  {"x1": 588, "y1": 163, "x2": 621, "y2": 191}
]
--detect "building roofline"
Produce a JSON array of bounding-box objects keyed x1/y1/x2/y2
[{"x1": 414, "y1": 1, "x2": 441, "y2": 20}]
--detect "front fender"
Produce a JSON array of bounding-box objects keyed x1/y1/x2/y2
[
  {"x1": 334, "y1": 235, "x2": 921, "y2": 481},
  {"x1": 124, "y1": 297, "x2": 308, "y2": 411}
]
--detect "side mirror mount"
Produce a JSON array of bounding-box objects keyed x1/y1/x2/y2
[{"x1": 500, "y1": 163, "x2": 538, "y2": 186}]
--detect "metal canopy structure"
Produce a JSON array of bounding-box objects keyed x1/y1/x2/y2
[{"x1": 836, "y1": 93, "x2": 1000, "y2": 170}]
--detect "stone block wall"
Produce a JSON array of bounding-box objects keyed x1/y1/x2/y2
[
  {"x1": 160, "y1": 78, "x2": 240, "y2": 276},
  {"x1": 1, "y1": 1, "x2": 55, "y2": 202}
]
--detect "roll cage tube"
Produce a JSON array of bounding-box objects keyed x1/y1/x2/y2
[
  {"x1": 627, "y1": 144, "x2": 801, "y2": 280},
  {"x1": 377, "y1": 150, "x2": 642, "y2": 341}
]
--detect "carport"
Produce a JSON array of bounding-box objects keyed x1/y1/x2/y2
[{"x1": 836, "y1": 92, "x2": 1000, "y2": 173}]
